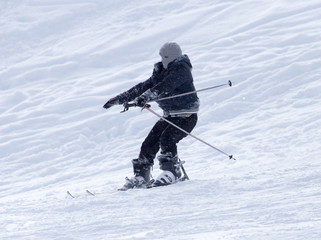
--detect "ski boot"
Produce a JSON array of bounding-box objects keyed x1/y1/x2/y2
[
  {"x1": 118, "y1": 158, "x2": 152, "y2": 191},
  {"x1": 151, "y1": 153, "x2": 182, "y2": 187}
]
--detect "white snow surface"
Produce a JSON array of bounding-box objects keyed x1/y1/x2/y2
[{"x1": 1, "y1": 0, "x2": 321, "y2": 239}]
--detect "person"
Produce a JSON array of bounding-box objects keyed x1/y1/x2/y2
[{"x1": 103, "y1": 42, "x2": 199, "y2": 189}]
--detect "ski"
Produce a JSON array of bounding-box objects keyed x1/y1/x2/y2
[
  {"x1": 118, "y1": 159, "x2": 189, "y2": 191},
  {"x1": 146, "y1": 176, "x2": 188, "y2": 189},
  {"x1": 118, "y1": 176, "x2": 188, "y2": 191}
]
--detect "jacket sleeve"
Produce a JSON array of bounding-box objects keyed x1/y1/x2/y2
[
  {"x1": 117, "y1": 63, "x2": 162, "y2": 103},
  {"x1": 117, "y1": 81, "x2": 151, "y2": 103}
]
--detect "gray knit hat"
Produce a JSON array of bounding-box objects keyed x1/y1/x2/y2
[{"x1": 159, "y1": 42, "x2": 182, "y2": 69}]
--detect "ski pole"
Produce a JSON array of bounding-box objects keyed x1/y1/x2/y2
[
  {"x1": 149, "y1": 80, "x2": 232, "y2": 103},
  {"x1": 143, "y1": 104, "x2": 235, "y2": 161}
]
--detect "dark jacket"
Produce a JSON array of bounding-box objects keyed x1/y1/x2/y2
[{"x1": 118, "y1": 55, "x2": 199, "y2": 115}]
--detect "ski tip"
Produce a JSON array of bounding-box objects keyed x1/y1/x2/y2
[
  {"x1": 86, "y1": 190, "x2": 95, "y2": 196},
  {"x1": 67, "y1": 191, "x2": 75, "y2": 198}
]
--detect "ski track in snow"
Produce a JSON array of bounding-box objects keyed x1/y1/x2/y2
[{"x1": 1, "y1": 0, "x2": 321, "y2": 239}]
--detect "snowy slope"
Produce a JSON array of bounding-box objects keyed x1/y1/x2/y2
[{"x1": 1, "y1": 0, "x2": 321, "y2": 239}]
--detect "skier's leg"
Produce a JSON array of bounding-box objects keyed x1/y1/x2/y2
[
  {"x1": 154, "y1": 114, "x2": 198, "y2": 186},
  {"x1": 119, "y1": 119, "x2": 170, "y2": 190},
  {"x1": 138, "y1": 119, "x2": 168, "y2": 165},
  {"x1": 129, "y1": 119, "x2": 168, "y2": 182},
  {"x1": 160, "y1": 114, "x2": 198, "y2": 156}
]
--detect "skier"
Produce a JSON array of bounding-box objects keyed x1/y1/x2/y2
[{"x1": 103, "y1": 42, "x2": 199, "y2": 189}]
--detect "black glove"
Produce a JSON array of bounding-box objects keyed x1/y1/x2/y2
[
  {"x1": 134, "y1": 95, "x2": 148, "y2": 107},
  {"x1": 103, "y1": 96, "x2": 119, "y2": 109}
]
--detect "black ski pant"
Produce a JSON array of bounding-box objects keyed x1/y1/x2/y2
[{"x1": 138, "y1": 114, "x2": 198, "y2": 165}]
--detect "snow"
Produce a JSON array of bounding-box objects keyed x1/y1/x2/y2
[{"x1": 1, "y1": 0, "x2": 321, "y2": 239}]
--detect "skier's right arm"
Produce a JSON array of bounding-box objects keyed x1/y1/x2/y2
[
  {"x1": 103, "y1": 63, "x2": 162, "y2": 110},
  {"x1": 103, "y1": 79, "x2": 154, "y2": 109}
]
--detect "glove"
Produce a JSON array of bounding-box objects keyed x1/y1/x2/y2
[
  {"x1": 103, "y1": 96, "x2": 119, "y2": 109},
  {"x1": 134, "y1": 95, "x2": 148, "y2": 107}
]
